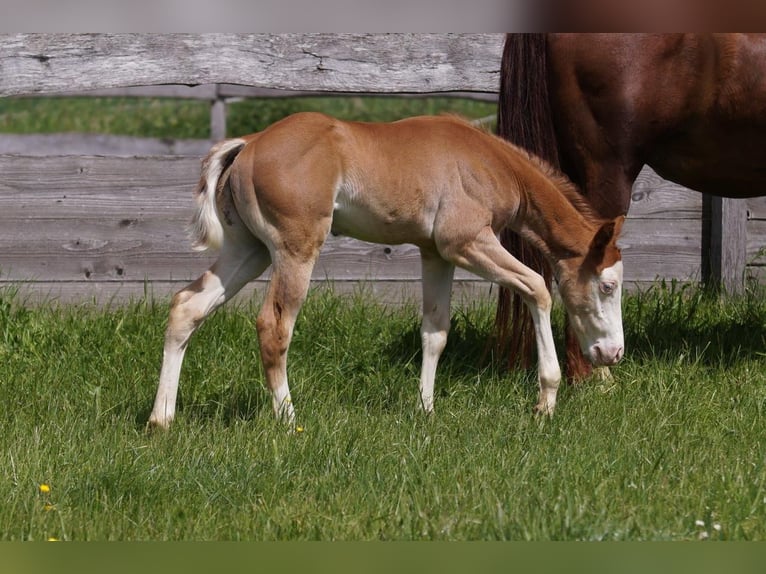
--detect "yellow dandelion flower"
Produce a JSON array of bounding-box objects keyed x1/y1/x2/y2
[
  {"x1": 39, "y1": 484, "x2": 51, "y2": 494},
  {"x1": 43, "y1": 503, "x2": 56, "y2": 512},
  {"x1": 47, "y1": 537, "x2": 59, "y2": 542},
  {"x1": 295, "y1": 426, "x2": 305, "y2": 433}
]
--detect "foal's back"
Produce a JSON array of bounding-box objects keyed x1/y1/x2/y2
[{"x1": 231, "y1": 112, "x2": 534, "y2": 247}]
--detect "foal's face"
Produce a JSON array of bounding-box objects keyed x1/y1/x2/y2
[{"x1": 561, "y1": 260, "x2": 625, "y2": 366}]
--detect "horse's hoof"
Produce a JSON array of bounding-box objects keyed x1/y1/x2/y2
[
  {"x1": 533, "y1": 402, "x2": 555, "y2": 417},
  {"x1": 146, "y1": 418, "x2": 171, "y2": 432}
]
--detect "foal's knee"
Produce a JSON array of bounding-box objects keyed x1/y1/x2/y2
[
  {"x1": 421, "y1": 328, "x2": 448, "y2": 356},
  {"x1": 421, "y1": 312, "x2": 450, "y2": 354},
  {"x1": 523, "y1": 274, "x2": 552, "y2": 313}
]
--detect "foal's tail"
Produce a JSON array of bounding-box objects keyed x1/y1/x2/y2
[
  {"x1": 493, "y1": 33, "x2": 561, "y2": 369},
  {"x1": 190, "y1": 138, "x2": 247, "y2": 251}
]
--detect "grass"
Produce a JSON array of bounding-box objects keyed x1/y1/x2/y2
[
  {"x1": 226, "y1": 95, "x2": 497, "y2": 134},
  {"x1": 1, "y1": 282, "x2": 765, "y2": 541},
  {"x1": 0, "y1": 95, "x2": 497, "y2": 138},
  {"x1": 0, "y1": 97, "x2": 213, "y2": 139}
]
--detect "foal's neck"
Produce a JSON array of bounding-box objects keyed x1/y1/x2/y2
[{"x1": 513, "y1": 164, "x2": 598, "y2": 267}]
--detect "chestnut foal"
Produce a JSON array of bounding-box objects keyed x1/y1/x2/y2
[{"x1": 149, "y1": 112, "x2": 625, "y2": 429}]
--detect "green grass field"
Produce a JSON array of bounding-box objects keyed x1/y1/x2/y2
[
  {"x1": 1, "y1": 282, "x2": 765, "y2": 541},
  {"x1": 1, "y1": 95, "x2": 765, "y2": 541}
]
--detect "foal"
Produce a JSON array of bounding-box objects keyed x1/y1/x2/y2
[{"x1": 149, "y1": 112, "x2": 625, "y2": 429}]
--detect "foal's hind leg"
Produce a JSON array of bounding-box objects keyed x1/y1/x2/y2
[
  {"x1": 255, "y1": 254, "x2": 317, "y2": 426},
  {"x1": 149, "y1": 241, "x2": 270, "y2": 429},
  {"x1": 440, "y1": 226, "x2": 561, "y2": 414},
  {"x1": 419, "y1": 250, "x2": 455, "y2": 413}
]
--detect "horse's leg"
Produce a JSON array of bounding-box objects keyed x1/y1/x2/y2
[
  {"x1": 149, "y1": 240, "x2": 271, "y2": 429},
  {"x1": 418, "y1": 250, "x2": 455, "y2": 413},
  {"x1": 442, "y1": 226, "x2": 561, "y2": 414},
  {"x1": 256, "y1": 253, "x2": 317, "y2": 426}
]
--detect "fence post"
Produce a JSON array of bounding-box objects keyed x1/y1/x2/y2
[
  {"x1": 706, "y1": 195, "x2": 748, "y2": 293},
  {"x1": 210, "y1": 84, "x2": 227, "y2": 141}
]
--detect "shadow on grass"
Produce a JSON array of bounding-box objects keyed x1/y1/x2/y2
[{"x1": 621, "y1": 281, "x2": 766, "y2": 366}]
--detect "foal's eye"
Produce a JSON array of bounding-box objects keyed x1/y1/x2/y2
[{"x1": 600, "y1": 281, "x2": 616, "y2": 295}]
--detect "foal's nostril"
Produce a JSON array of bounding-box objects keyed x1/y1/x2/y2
[
  {"x1": 605, "y1": 346, "x2": 624, "y2": 365},
  {"x1": 593, "y1": 345, "x2": 604, "y2": 365},
  {"x1": 594, "y1": 344, "x2": 624, "y2": 366}
]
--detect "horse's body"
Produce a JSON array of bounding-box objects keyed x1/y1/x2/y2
[
  {"x1": 149, "y1": 112, "x2": 625, "y2": 429},
  {"x1": 497, "y1": 33, "x2": 766, "y2": 378}
]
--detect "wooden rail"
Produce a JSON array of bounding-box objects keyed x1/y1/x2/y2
[
  {"x1": 0, "y1": 34, "x2": 503, "y2": 95},
  {"x1": 1, "y1": 153, "x2": 761, "y2": 304}
]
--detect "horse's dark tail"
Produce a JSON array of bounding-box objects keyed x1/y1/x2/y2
[{"x1": 493, "y1": 33, "x2": 560, "y2": 370}]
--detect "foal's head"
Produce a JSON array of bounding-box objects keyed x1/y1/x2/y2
[{"x1": 556, "y1": 216, "x2": 626, "y2": 367}]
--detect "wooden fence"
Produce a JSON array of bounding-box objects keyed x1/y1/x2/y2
[{"x1": 0, "y1": 33, "x2": 764, "y2": 305}]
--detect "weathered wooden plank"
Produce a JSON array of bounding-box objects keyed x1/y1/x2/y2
[
  {"x1": 0, "y1": 155, "x2": 708, "y2": 291},
  {"x1": 0, "y1": 279, "x2": 498, "y2": 308},
  {"x1": 708, "y1": 196, "x2": 749, "y2": 293},
  {"x1": 744, "y1": 195, "x2": 765, "y2": 281},
  {"x1": 56, "y1": 84, "x2": 221, "y2": 100},
  {"x1": 746, "y1": 265, "x2": 766, "y2": 284},
  {"x1": 0, "y1": 155, "x2": 704, "y2": 215},
  {"x1": 0, "y1": 134, "x2": 213, "y2": 156},
  {"x1": 0, "y1": 217, "x2": 704, "y2": 284},
  {"x1": 747, "y1": 219, "x2": 766, "y2": 265},
  {"x1": 48, "y1": 84, "x2": 501, "y2": 102},
  {"x1": 632, "y1": 168, "x2": 763, "y2": 291},
  {"x1": 0, "y1": 34, "x2": 504, "y2": 97},
  {"x1": 0, "y1": 233, "x2": 491, "y2": 283},
  {"x1": 215, "y1": 85, "x2": 501, "y2": 101},
  {"x1": 748, "y1": 196, "x2": 766, "y2": 221},
  {"x1": 0, "y1": 155, "x2": 754, "y2": 302},
  {"x1": 0, "y1": 155, "x2": 468, "y2": 282},
  {"x1": 0, "y1": 154, "x2": 196, "y2": 192},
  {"x1": 620, "y1": 217, "x2": 703, "y2": 281},
  {"x1": 628, "y1": 166, "x2": 702, "y2": 219},
  {"x1": 0, "y1": 218, "x2": 704, "y2": 284}
]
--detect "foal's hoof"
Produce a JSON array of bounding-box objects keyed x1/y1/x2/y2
[
  {"x1": 418, "y1": 404, "x2": 435, "y2": 416},
  {"x1": 533, "y1": 402, "x2": 556, "y2": 417},
  {"x1": 146, "y1": 417, "x2": 172, "y2": 432}
]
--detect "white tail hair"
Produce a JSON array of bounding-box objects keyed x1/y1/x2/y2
[{"x1": 190, "y1": 138, "x2": 247, "y2": 251}]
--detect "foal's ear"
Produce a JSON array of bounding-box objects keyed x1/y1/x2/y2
[{"x1": 591, "y1": 215, "x2": 625, "y2": 252}]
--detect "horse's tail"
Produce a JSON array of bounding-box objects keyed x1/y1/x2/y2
[
  {"x1": 190, "y1": 138, "x2": 247, "y2": 251},
  {"x1": 494, "y1": 33, "x2": 561, "y2": 369}
]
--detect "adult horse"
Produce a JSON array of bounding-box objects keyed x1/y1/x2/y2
[
  {"x1": 495, "y1": 33, "x2": 766, "y2": 379},
  {"x1": 148, "y1": 112, "x2": 625, "y2": 429}
]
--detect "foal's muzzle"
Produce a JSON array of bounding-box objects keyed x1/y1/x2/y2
[{"x1": 591, "y1": 344, "x2": 624, "y2": 366}]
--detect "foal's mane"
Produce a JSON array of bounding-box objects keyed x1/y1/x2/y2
[
  {"x1": 449, "y1": 114, "x2": 603, "y2": 228},
  {"x1": 516, "y1": 145, "x2": 603, "y2": 227}
]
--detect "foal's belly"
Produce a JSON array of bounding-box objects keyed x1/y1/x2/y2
[{"x1": 330, "y1": 201, "x2": 432, "y2": 246}]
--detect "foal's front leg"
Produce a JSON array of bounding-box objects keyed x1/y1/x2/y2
[
  {"x1": 441, "y1": 226, "x2": 562, "y2": 414},
  {"x1": 526, "y1": 296, "x2": 561, "y2": 415}
]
